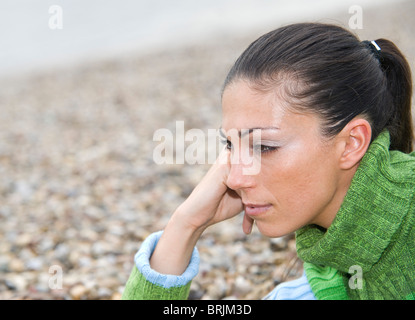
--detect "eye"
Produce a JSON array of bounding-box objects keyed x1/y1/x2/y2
[
  {"x1": 254, "y1": 145, "x2": 279, "y2": 154},
  {"x1": 220, "y1": 138, "x2": 233, "y2": 151},
  {"x1": 226, "y1": 140, "x2": 233, "y2": 151}
]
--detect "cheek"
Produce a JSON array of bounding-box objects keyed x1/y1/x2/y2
[{"x1": 261, "y1": 146, "x2": 335, "y2": 205}]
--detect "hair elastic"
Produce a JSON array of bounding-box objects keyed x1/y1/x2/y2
[
  {"x1": 370, "y1": 40, "x2": 381, "y2": 51},
  {"x1": 362, "y1": 40, "x2": 381, "y2": 60}
]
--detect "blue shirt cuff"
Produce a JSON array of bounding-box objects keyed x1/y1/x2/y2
[
  {"x1": 263, "y1": 272, "x2": 316, "y2": 300},
  {"x1": 134, "y1": 230, "x2": 200, "y2": 289}
]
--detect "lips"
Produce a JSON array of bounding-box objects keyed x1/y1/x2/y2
[{"x1": 243, "y1": 203, "x2": 272, "y2": 216}]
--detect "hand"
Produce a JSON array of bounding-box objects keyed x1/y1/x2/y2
[
  {"x1": 149, "y1": 148, "x2": 245, "y2": 275},
  {"x1": 175, "y1": 148, "x2": 244, "y2": 233}
]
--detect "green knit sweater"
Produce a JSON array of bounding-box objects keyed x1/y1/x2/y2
[
  {"x1": 296, "y1": 130, "x2": 415, "y2": 300},
  {"x1": 123, "y1": 131, "x2": 415, "y2": 300}
]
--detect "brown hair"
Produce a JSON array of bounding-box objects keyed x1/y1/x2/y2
[{"x1": 223, "y1": 23, "x2": 414, "y2": 153}]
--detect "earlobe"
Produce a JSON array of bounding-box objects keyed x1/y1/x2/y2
[{"x1": 339, "y1": 119, "x2": 372, "y2": 170}]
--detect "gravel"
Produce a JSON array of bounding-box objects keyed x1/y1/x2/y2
[{"x1": 0, "y1": 1, "x2": 414, "y2": 300}]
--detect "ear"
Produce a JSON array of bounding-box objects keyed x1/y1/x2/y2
[{"x1": 338, "y1": 118, "x2": 372, "y2": 170}]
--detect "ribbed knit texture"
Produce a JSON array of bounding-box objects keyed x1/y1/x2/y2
[
  {"x1": 122, "y1": 265, "x2": 191, "y2": 300},
  {"x1": 296, "y1": 131, "x2": 415, "y2": 300},
  {"x1": 121, "y1": 230, "x2": 199, "y2": 300}
]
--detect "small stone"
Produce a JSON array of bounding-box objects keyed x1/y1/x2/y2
[
  {"x1": 97, "y1": 287, "x2": 112, "y2": 299},
  {"x1": 233, "y1": 276, "x2": 251, "y2": 296},
  {"x1": 15, "y1": 234, "x2": 32, "y2": 247},
  {"x1": 270, "y1": 237, "x2": 288, "y2": 251},
  {"x1": 0, "y1": 256, "x2": 9, "y2": 272},
  {"x1": 111, "y1": 292, "x2": 122, "y2": 300},
  {"x1": 205, "y1": 277, "x2": 228, "y2": 300},
  {"x1": 54, "y1": 243, "x2": 70, "y2": 261},
  {"x1": 69, "y1": 284, "x2": 88, "y2": 300},
  {"x1": 25, "y1": 257, "x2": 44, "y2": 271},
  {"x1": 8, "y1": 258, "x2": 25, "y2": 272},
  {"x1": 4, "y1": 274, "x2": 28, "y2": 291},
  {"x1": 98, "y1": 277, "x2": 120, "y2": 290}
]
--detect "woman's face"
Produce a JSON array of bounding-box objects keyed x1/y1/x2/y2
[{"x1": 221, "y1": 79, "x2": 344, "y2": 237}]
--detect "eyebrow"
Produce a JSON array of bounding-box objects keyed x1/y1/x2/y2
[{"x1": 219, "y1": 126, "x2": 280, "y2": 138}]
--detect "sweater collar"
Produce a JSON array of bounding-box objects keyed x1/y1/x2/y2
[{"x1": 296, "y1": 131, "x2": 410, "y2": 274}]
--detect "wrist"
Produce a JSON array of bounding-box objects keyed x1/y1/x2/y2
[
  {"x1": 170, "y1": 206, "x2": 207, "y2": 237},
  {"x1": 149, "y1": 209, "x2": 204, "y2": 276}
]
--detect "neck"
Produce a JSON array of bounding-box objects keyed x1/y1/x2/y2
[{"x1": 312, "y1": 165, "x2": 358, "y2": 230}]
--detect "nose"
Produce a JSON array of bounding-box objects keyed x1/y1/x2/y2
[{"x1": 226, "y1": 162, "x2": 256, "y2": 191}]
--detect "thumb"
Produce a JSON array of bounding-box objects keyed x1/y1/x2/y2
[{"x1": 242, "y1": 212, "x2": 254, "y2": 235}]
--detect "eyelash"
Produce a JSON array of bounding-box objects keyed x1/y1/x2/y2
[
  {"x1": 219, "y1": 138, "x2": 279, "y2": 154},
  {"x1": 256, "y1": 145, "x2": 279, "y2": 154}
]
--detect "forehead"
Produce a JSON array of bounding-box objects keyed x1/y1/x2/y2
[
  {"x1": 221, "y1": 80, "x2": 322, "y2": 135},
  {"x1": 221, "y1": 80, "x2": 289, "y2": 132}
]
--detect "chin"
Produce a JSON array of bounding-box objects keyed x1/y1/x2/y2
[{"x1": 255, "y1": 222, "x2": 294, "y2": 238}]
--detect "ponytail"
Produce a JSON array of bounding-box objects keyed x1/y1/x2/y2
[{"x1": 376, "y1": 39, "x2": 414, "y2": 153}]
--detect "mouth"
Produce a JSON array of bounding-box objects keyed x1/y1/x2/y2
[{"x1": 243, "y1": 203, "x2": 272, "y2": 217}]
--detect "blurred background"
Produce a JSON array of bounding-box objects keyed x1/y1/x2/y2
[{"x1": 0, "y1": 0, "x2": 413, "y2": 299}]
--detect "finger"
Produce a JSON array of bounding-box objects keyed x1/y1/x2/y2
[
  {"x1": 214, "y1": 146, "x2": 230, "y2": 166},
  {"x1": 242, "y1": 212, "x2": 254, "y2": 235}
]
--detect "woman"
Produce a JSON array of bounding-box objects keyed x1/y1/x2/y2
[{"x1": 122, "y1": 23, "x2": 415, "y2": 300}]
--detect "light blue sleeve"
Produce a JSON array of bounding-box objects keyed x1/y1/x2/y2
[
  {"x1": 136, "y1": 231, "x2": 315, "y2": 299},
  {"x1": 263, "y1": 272, "x2": 316, "y2": 300},
  {"x1": 134, "y1": 230, "x2": 200, "y2": 288}
]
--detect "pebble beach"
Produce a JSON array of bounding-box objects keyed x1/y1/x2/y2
[{"x1": 0, "y1": 1, "x2": 414, "y2": 300}]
